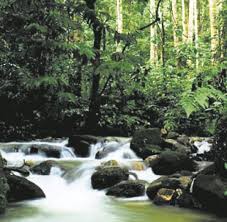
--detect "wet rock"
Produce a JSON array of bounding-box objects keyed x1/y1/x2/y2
[
  {"x1": 96, "y1": 160, "x2": 120, "y2": 171},
  {"x1": 106, "y1": 180, "x2": 145, "y2": 198},
  {"x1": 68, "y1": 135, "x2": 101, "y2": 157},
  {"x1": 146, "y1": 178, "x2": 165, "y2": 200},
  {"x1": 164, "y1": 139, "x2": 191, "y2": 154},
  {"x1": 192, "y1": 174, "x2": 227, "y2": 216},
  {"x1": 177, "y1": 192, "x2": 201, "y2": 209},
  {"x1": 177, "y1": 135, "x2": 190, "y2": 146},
  {"x1": 130, "y1": 128, "x2": 165, "y2": 159},
  {"x1": 0, "y1": 154, "x2": 9, "y2": 214},
  {"x1": 144, "y1": 155, "x2": 160, "y2": 168},
  {"x1": 130, "y1": 161, "x2": 146, "y2": 171},
  {"x1": 95, "y1": 143, "x2": 119, "y2": 159},
  {"x1": 6, "y1": 174, "x2": 45, "y2": 202},
  {"x1": 166, "y1": 132, "x2": 179, "y2": 140},
  {"x1": 31, "y1": 160, "x2": 58, "y2": 175},
  {"x1": 152, "y1": 151, "x2": 196, "y2": 175},
  {"x1": 29, "y1": 144, "x2": 61, "y2": 158},
  {"x1": 153, "y1": 188, "x2": 177, "y2": 205},
  {"x1": 91, "y1": 167, "x2": 129, "y2": 190}
]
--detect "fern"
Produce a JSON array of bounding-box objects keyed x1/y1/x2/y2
[{"x1": 181, "y1": 86, "x2": 227, "y2": 117}]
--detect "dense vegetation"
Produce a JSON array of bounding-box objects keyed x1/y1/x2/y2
[{"x1": 0, "y1": 0, "x2": 226, "y2": 140}]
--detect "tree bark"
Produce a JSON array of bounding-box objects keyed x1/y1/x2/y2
[
  {"x1": 181, "y1": 0, "x2": 187, "y2": 43},
  {"x1": 84, "y1": 1, "x2": 103, "y2": 131},
  {"x1": 194, "y1": 0, "x2": 199, "y2": 69},
  {"x1": 188, "y1": 0, "x2": 194, "y2": 43},
  {"x1": 172, "y1": 0, "x2": 179, "y2": 48},
  {"x1": 116, "y1": 0, "x2": 123, "y2": 52},
  {"x1": 209, "y1": 0, "x2": 218, "y2": 62},
  {"x1": 150, "y1": 0, "x2": 158, "y2": 64}
]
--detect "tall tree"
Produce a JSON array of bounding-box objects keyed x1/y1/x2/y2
[
  {"x1": 209, "y1": 0, "x2": 218, "y2": 62},
  {"x1": 150, "y1": 0, "x2": 158, "y2": 64},
  {"x1": 181, "y1": 0, "x2": 187, "y2": 43},
  {"x1": 194, "y1": 0, "x2": 199, "y2": 69},
  {"x1": 172, "y1": 0, "x2": 179, "y2": 47},
  {"x1": 116, "y1": 0, "x2": 123, "y2": 52},
  {"x1": 188, "y1": 0, "x2": 194, "y2": 43}
]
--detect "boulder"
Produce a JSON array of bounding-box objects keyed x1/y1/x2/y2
[
  {"x1": 146, "y1": 178, "x2": 166, "y2": 200},
  {"x1": 146, "y1": 175, "x2": 192, "y2": 201},
  {"x1": 153, "y1": 188, "x2": 177, "y2": 205},
  {"x1": 144, "y1": 155, "x2": 160, "y2": 167},
  {"x1": 6, "y1": 174, "x2": 45, "y2": 202},
  {"x1": 91, "y1": 167, "x2": 129, "y2": 190},
  {"x1": 95, "y1": 142, "x2": 119, "y2": 159},
  {"x1": 130, "y1": 128, "x2": 165, "y2": 159},
  {"x1": 164, "y1": 139, "x2": 191, "y2": 154},
  {"x1": 31, "y1": 160, "x2": 58, "y2": 175},
  {"x1": 152, "y1": 151, "x2": 196, "y2": 175},
  {"x1": 106, "y1": 180, "x2": 145, "y2": 198},
  {"x1": 68, "y1": 135, "x2": 100, "y2": 157},
  {"x1": 177, "y1": 192, "x2": 201, "y2": 209},
  {"x1": 192, "y1": 174, "x2": 227, "y2": 215},
  {"x1": 166, "y1": 132, "x2": 179, "y2": 140},
  {"x1": 0, "y1": 154, "x2": 9, "y2": 214},
  {"x1": 29, "y1": 144, "x2": 61, "y2": 158}
]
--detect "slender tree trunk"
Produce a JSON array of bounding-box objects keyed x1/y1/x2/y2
[
  {"x1": 172, "y1": 0, "x2": 179, "y2": 48},
  {"x1": 116, "y1": 0, "x2": 123, "y2": 52},
  {"x1": 150, "y1": 0, "x2": 157, "y2": 64},
  {"x1": 188, "y1": 0, "x2": 194, "y2": 43},
  {"x1": 194, "y1": 0, "x2": 199, "y2": 69},
  {"x1": 209, "y1": 0, "x2": 218, "y2": 62},
  {"x1": 181, "y1": 0, "x2": 187, "y2": 43}
]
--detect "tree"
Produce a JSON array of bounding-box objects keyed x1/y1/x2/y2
[
  {"x1": 209, "y1": 0, "x2": 218, "y2": 62},
  {"x1": 181, "y1": 0, "x2": 187, "y2": 43},
  {"x1": 188, "y1": 0, "x2": 194, "y2": 43},
  {"x1": 150, "y1": 0, "x2": 158, "y2": 64},
  {"x1": 172, "y1": 0, "x2": 179, "y2": 48},
  {"x1": 116, "y1": 0, "x2": 123, "y2": 52}
]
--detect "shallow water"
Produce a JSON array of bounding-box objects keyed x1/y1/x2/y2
[{"x1": 0, "y1": 139, "x2": 223, "y2": 222}]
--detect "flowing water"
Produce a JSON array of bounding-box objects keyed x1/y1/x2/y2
[{"x1": 0, "y1": 139, "x2": 221, "y2": 222}]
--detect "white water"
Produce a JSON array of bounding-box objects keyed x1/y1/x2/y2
[
  {"x1": 0, "y1": 138, "x2": 161, "y2": 222},
  {"x1": 194, "y1": 141, "x2": 212, "y2": 154},
  {"x1": 0, "y1": 138, "x2": 217, "y2": 222}
]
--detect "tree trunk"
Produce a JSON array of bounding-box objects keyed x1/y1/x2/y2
[
  {"x1": 172, "y1": 0, "x2": 179, "y2": 47},
  {"x1": 188, "y1": 0, "x2": 194, "y2": 43},
  {"x1": 181, "y1": 0, "x2": 187, "y2": 43},
  {"x1": 209, "y1": 0, "x2": 218, "y2": 62},
  {"x1": 150, "y1": 0, "x2": 158, "y2": 64},
  {"x1": 116, "y1": 0, "x2": 123, "y2": 52},
  {"x1": 85, "y1": 1, "x2": 103, "y2": 131},
  {"x1": 194, "y1": 0, "x2": 199, "y2": 69}
]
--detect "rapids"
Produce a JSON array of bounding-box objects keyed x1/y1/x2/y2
[{"x1": 0, "y1": 139, "x2": 221, "y2": 222}]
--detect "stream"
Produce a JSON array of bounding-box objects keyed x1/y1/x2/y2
[{"x1": 0, "y1": 138, "x2": 222, "y2": 222}]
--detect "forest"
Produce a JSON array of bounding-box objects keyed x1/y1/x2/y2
[{"x1": 0, "y1": 0, "x2": 227, "y2": 222}]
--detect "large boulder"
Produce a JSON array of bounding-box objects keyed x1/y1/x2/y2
[
  {"x1": 213, "y1": 114, "x2": 227, "y2": 177},
  {"x1": 192, "y1": 174, "x2": 227, "y2": 216},
  {"x1": 152, "y1": 151, "x2": 196, "y2": 175},
  {"x1": 146, "y1": 175, "x2": 192, "y2": 201},
  {"x1": 91, "y1": 167, "x2": 129, "y2": 190},
  {"x1": 95, "y1": 142, "x2": 119, "y2": 159},
  {"x1": 130, "y1": 128, "x2": 165, "y2": 159},
  {"x1": 68, "y1": 135, "x2": 100, "y2": 157},
  {"x1": 6, "y1": 174, "x2": 45, "y2": 202},
  {"x1": 106, "y1": 180, "x2": 145, "y2": 198},
  {"x1": 0, "y1": 154, "x2": 9, "y2": 214}
]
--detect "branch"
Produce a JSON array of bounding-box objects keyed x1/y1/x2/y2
[
  {"x1": 99, "y1": 74, "x2": 112, "y2": 96},
  {"x1": 138, "y1": 0, "x2": 163, "y2": 31}
]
